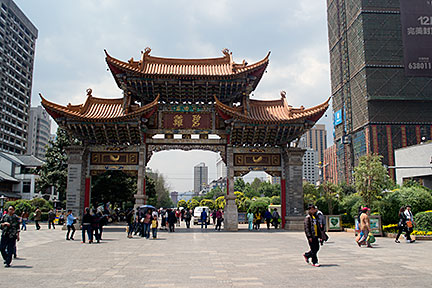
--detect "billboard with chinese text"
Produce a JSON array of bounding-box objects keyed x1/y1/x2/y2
[{"x1": 400, "y1": 0, "x2": 432, "y2": 77}]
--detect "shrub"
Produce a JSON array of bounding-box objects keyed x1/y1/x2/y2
[
  {"x1": 383, "y1": 224, "x2": 398, "y2": 234},
  {"x1": 378, "y1": 190, "x2": 402, "y2": 225},
  {"x1": 199, "y1": 199, "x2": 215, "y2": 210},
  {"x1": 399, "y1": 187, "x2": 432, "y2": 215},
  {"x1": 270, "y1": 195, "x2": 281, "y2": 205},
  {"x1": 339, "y1": 194, "x2": 363, "y2": 223},
  {"x1": 249, "y1": 199, "x2": 269, "y2": 214},
  {"x1": 4, "y1": 199, "x2": 32, "y2": 216},
  {"x1": 415, "y1": 211, "x2": 432, "y2": 232}
]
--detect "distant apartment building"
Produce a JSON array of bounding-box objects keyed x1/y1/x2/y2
[
  {"x1": 0, "y1": 0, "x2": 38, "y2": 154},
  {"x1": 323, "y1": 144, "x2": 338, "y2": 184},
  {"x1": 27, "y1": 106, "x2": 51, "y2": 159},
  {"x1": 301, "y1": 124, "x2": 327, "y2": 164},
  {"x1": 170, "y1": 191, "x2": 178, "y2": 205},
  {"x1": 302, "y1": 148, "x2": 319, "y2": 184},
  {"x1": 266, "y1": 174, "x2": 281, "y2": 186},
  {"x1": 216, "y1": 156, "x2": 227, "y2": 179},
  {"x1": 193, "y1": 162, "x2": 208, "y2": 194}
]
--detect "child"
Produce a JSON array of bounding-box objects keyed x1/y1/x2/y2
[{"x1": 151, "y1": 215, "x2": 158, "y2": 239}]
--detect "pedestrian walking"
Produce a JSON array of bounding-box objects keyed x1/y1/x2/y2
[
  {"x1": 81, "y1": 208, "x2": 93, "y2": 244},
  {"x1": 126, "y1": 209, "x2": 135, "y2": 238},
  {"x1": 34, "y1": 207, "x2": 42, "y2": 230},
  {"x1": 404, "y1": 205, "x2": 415, "y2": 243},
  {"x1": 167, "y1": 209, "x2": 176, "y2": 232},
  {"x1": 160, "y1": 209, "x2": 167, "y2": 230},
  {"x1": 272, "y1": 208, "x2": 279, "y2": 229},
  {"x1": 151, "y1": 215, "x2": 158, "y2": 239},
  {"x1": 66, "y1": 210, "x2": 76, "y2": 240},
  {"x1": 356, "y1": 207, "x2": 373, "y2": 248},
  {"x1": 315, "y1": 209, "x2": 328, "y2": 245},
  {"x1": 255, "y1": 211, "x2": 262, "y2": 230},
  {"x1": 185, "y1": 209, "x2": 192, "y2": 229},
  {"x1": 212, "y1": 210, "x2": 217, "y2": 225},
  {"x1": 142, "y1": 210, "x2": 152, "y2": 239},
  {"x1": 395, "y1": 206, "x2": 407, "y2": 243},
  {"x1": 20, "y1": 211, "x2": 28, "y2": 231},
  {"x1": 247, "y1": 210, "x2": 254, "y2": 231},
  {"x1": 264, "y1": 209, "x2": 272, "y2": 230},
  {"x1": 175, "y1": 209, "x2": 181, "y2": 227},
  {"x1": 91, "y1": 209, "x2": 101, "y2": 243},
  {"x1": 215, "y1": 208, "x2": 223, "y2": 231},
  {"x1": 48, "y1": 210, "x2": 56, "y2": 229},
  {"x1": 201, "y1": 208, "x2": 208, "y2": 229},
  {"x1": 0, "y1": 206, "x2": 20, "y2": 267},
  {"x1": 303, "y1": 204, "x2": 321, "y2": 267}
]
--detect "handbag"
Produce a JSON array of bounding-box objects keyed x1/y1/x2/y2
[
  {"x1": 366, "y1": 234, "x2": 376, "y2": 244},
  {"x1": 406, "y1": 221, "x2": 413, "y2": 228}
]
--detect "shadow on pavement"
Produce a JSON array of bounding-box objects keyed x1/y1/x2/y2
[
  {"x1": 10, "y1": 265, "x2": 32, "y2": 269},
  {"x1": 319, "y1": 264, "x2": 339, "y2": 267}
]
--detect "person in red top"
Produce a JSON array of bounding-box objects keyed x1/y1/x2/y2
[
  {"x1": 175, "y1": 209, "x2": 181, "y2": 227},
  {"x1": 215, "y1": 209, "x2": 223, "y2": 231}
]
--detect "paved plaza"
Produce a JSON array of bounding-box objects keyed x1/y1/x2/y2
[{"x1": 1, "y1": 222, "x2": 432, "y2": 288}]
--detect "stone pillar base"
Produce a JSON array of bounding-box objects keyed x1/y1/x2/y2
[
  {"x1": 224, "y1": 195, "x2": 238, "y2": 231},
  {"x1": 134, "y1": 194, "x2": 147, "y2": 210},
  {"x1": 285, "y1": 216, "x2": 304, "y2": 231}
]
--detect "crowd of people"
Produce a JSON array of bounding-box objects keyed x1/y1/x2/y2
[
  {"x1": 0, "y1": 201, "x2": 420, "y2": 268},
  {"x1": 246, "y1": 208, "x2": 280, "y2": 230}
]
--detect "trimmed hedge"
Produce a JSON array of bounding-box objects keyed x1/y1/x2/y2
[{"x1": 415, "y1": 211, "x2": 432, "y2": 232}]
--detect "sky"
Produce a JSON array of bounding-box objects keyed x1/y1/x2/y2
[{"x1": 16, "y1": 0, "x2": 333, "y2": 192}]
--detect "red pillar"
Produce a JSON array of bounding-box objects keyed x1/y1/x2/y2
[
  {"x1": 143, "y1": 177, "x2": 146, "y2": 204},
  {"x1": 281, "y1": 178, "x2": 286, "y2": 229},
  {"x1": 84, "y1": 177, "x2": 91, "y2": 208}
]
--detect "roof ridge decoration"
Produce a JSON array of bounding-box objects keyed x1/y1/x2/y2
[
  {"x1": 214, "y1": 93, "x2": 330, "y2": 124},
  {"x1": 40, "y1": 90, "x2": 159, "y2": 123},
  {"x1": 105, "y1": 48, "x2": 270, "y2": 77}
]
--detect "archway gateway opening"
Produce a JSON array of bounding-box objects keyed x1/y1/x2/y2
[{"x1": 41, "y1": 48, "x2": 329, "y2": 231}]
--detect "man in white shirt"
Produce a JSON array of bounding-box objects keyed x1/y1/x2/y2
[{"x1": 403, "y1": 205, "x2": 415, "y2": 243}]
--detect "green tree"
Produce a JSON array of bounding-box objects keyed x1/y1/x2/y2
[
  {"x1": 199, "y1": 199, "x2": 215, "y2": 210},
  {"x1": 215, "y1": 196, "x2": 226, "y2": 209},
  {"x1": 177, "y1": 199, "x2": 187, "y2": 208},
  {"x1": 270, "y1": 195, "x2": 281, "y2": 205},
  {"x1": 303, "y1": 182, "x2": 319, "y2": 209},
  {"x1": 250, "y1": 178, "x2": 262, "y2": 195},
  {"x1": 319, "y1": 181, "x2": 339, "y2": 215},
  {"x1": 147, "y1": 170, "x2": 172, "y2": 208},
  {"x1": 244, "y1": 183, "x2": 260, "y2": 199},
  {"x1": 35, "y1": 128, "x2": 78, "y2": 202},
  {"x1": 234, "y1": 178, "x2": 246, "y2": 192},
  {"x1": 91, "y1": 171, "x2": 137, "y2": 207},
  {"x1": 354, "y1": 154, "x2": 389, "y2": 208},
  {"x1": 187, "y1": 199, "x2": 200, "y2": 210},
  {"x1": 205, "y1": 186, "x2": 225, "y2": 200},
  {"x1": 259, "y1": 181, "x2": 279, "y2": 197}
]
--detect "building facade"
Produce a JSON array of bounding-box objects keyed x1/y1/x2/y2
[
  {"x1": 0, "y1": 0, "x2": 38, "y2": 154},
  {"x1": 326, "y1": 0, "x2": 432, "y2": 183},
  {"x1": 394, "y1": 142, "x2": 432, "y2": 189},
  {"x1": 323, "y1": 144, "x2": 338, "y2": 184},
  {"x1": 302, "y1": 148, "x2": 319, "y2": 184},
  {"x1": 27, "y1": 106, "x2": 51, "y2": 159},
  {"x1": 302, "y1": 124, "x2": 327, "y2": 164},
  {"x1": 193, "y1": 162, "x2": 208, "y2": 194},
  {"x1": 0, "y1": 151, "x2": 45, "y2": 200}
]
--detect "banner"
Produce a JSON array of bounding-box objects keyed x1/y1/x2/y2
[{"x1": 400, "y1": 0, "x2": 432, "y2": 76}]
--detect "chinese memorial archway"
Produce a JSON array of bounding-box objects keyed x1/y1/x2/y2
[{"x1": 41, "y1": 48, "x2": 329, "y2": 231}]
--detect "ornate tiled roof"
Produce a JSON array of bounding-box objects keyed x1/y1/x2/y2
[
  {"x1": 40, "y1": 89, "x2": 158, "y2": 122},
  {"x1": 105, "y1": 48, "x2": 270, "y2": 78},
  {"x1": 215, "y1": 91, "x2": 330, "y2": 124}
]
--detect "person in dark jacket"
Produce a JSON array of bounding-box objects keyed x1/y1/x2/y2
[
  {"x1": 126, "y1": 209, "x2": 135, "y2": 238},
  {"x1": 303, "y1": 204, "x2": 321, "y2": 267},
  {"x1": 91, "y1": 209, "x2": 101, "y2": 243},
  {"x1": 48, "y1": 210, "x2": 56, "y2": 229},
  {"x1": 185, "y1": 209, "x2": 192, "y2": 229},
  {"x1": 167, "y1": 209, "x2": 176, "y2": 232},
  {"x1": 264, "y1": 209, "x2": 272, "y2": 230},
  {"x1": 81, "y1": 208, "x2": 93, "y2": 244},
  {"x1": 395, "y1": 206, "x2": 406, "y2": 243}
]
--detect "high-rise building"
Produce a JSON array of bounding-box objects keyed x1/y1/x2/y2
[
  {"x1": 193, "y1": 162, "x2": 208, "y2": 194},
  {"x1": 302, "y1": 148, "x2": 318, "y2": 184},
  {"x1": 323, "y1": 144, "x2": 338, "y2": 184},
  {"x1": 301, "y1": 124, "x2": 327, "y2": 165},
  {"x1": 216, "y1": 156, "x2": 227, "y2": 180},
  {"x1": 27, "y1": 106, "x2": 51, "y2": 159},
  {"x1": 0, "y1": 0, "x2": 38, "y2": 154},
  {"x1": 326, "y1": 0, "x2": 432, "y2": 183}
]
